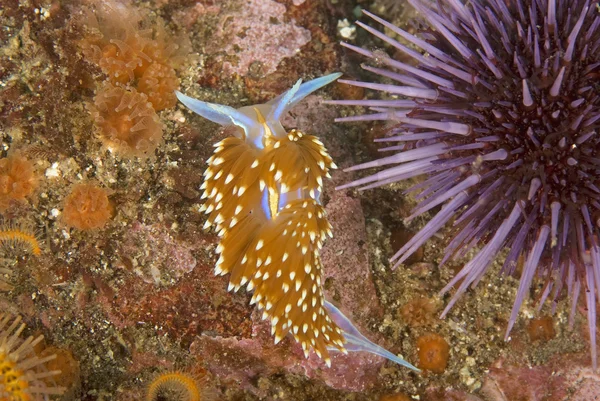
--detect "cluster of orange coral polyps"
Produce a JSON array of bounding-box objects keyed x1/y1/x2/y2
[
  {"x1": 399, "y1": 297, "x2": 438, "y2": 328},
  {"x1": 0, "y1": 154, "x2": 37, "y2": 211},
  {"x1": 79, "y1": 9, "x2": 144, "y2": 83},
  {"x1": 138, "y1": 63, "x2": 179, "y2": 110},
  {"x1": 0, "y1": 314, "x2": 65, "y2": 400},
  {"x1": 91, "y1": 84, "x2": 162, "y2": 157},
  {"x1": 62, "y1": 183, "x2": 113, "y2": 230},
  {"x1": 97, "y1": 38, "x2": 150, "y2": 86},
  {"x1": 78, "y1": 1, "x2": 187, "y2": 111}
]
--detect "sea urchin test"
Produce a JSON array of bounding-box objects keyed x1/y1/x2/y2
[{"x1": 176, "y1": 74, "x2": 419, "y2": 370}]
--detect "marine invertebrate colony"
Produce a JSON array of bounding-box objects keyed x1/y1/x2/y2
[
  {"x1": 79, "y1": 0, "x2": 188, "y2": 110},
  {"x1": 177, "y1": 75, "x2": 419, "y2": 370},
  {"x1": 0, "y1": 154, "x2": 37, "y2": 211},
  {"x1": 90, "y1": 84, "x2": 162, "y2": 157},
  {"x1": 63, "y1": 183, "x2": 113, "y2": 230},
  {"x1": 415, "y1": 333, "x2": 450, "y2": 374},
  {"x1": 526, "y1": 316, "x2": 556, "y2": 342},
  {"x1": 0, "y1": 314, "x2": 65, "y2": 400},
  {"x1": 331, "y1": 0, "x2": 600, "y2": 367}
]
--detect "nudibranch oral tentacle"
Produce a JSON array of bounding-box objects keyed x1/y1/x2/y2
[{"x1": 177, "y1": 73, "x2": 419, "y2": 370}]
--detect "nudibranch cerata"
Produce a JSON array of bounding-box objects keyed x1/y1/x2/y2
[{"x1": 176, "y1": 74, "x2": 419, "y2": 371}]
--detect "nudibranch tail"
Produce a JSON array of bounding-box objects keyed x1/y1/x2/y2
[
  {"x1": 324, "y1": 301, "x2": 421, "y2": 372},
  {"x1": 244, "y1": 199, "x2": 345, "y2": 363}
]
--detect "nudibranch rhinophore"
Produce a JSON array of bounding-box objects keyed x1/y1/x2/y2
[{"x1": 176, "y1": 74, "x2": 419, "y2": 371}]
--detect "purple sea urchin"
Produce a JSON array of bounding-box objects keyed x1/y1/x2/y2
[{"x1": 329, "y1": 0, "x2": 600, "y2": 368}]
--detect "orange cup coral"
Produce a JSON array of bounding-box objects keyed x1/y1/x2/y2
[
  {"x1": 62, "y1": 183, "x2": 113, "y2": 230},
  {"x1": 416, "y1": 333, "x2": 450, "y2": 374},
  {"x1": 90, "y1": 83, "x2": 162, "y2": 157},
  {"x1": 399, "y1": 297, "x2": 438, "y2": 328},
  {"x1": 0, "y1": 224, "x2": 41, "y2": 256},
  {"x1": 526, "y1": 316, "x2": 556, "y2": 342},
  {"x1": 138, "y1": 62, "x2": 179, "y2": 111},
  {"x1": 97, "y1": 38, "x2": 150, "y2": 86},
  {"x1": 40, "y1": 346, "x2": 81, "y2": 391},
  {"x1": 78, "y1": 0, "x2": 190, "y2": 108},
  {"x1": 78, "y1": 3, "x2": 151, "y2": 86},
  {"x1": 0, "y1": 154, "x2": 37, "y2": 211},
  {"x1": 379, "y1": 394, "x2": 411, "y2": 401}
]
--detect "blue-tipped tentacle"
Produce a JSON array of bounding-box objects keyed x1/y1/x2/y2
[
  {"x1": 269, "y1": 79, "x2": 302, "y2": 122},
  {"x1": 324, "y1": 301, "x2": 421, "y2": 372},
  {"x1": 175, "y1": 91, "x2": 257, "y2": 134},
  {"x1": 176, "y1": 73, "x2": 343, "y2": 145},
  {"x1": 268, "y1": 73, "x2": 343, "y2": 111}
]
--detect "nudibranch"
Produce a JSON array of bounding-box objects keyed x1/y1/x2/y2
[{"x1": 176, "y1": 74, "x2": 419, "y2": 371}]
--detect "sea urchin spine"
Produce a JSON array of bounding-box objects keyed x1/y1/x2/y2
[
  {"x1": 329, "y1": 0, "x2": 600, "y2": 368},
  {"x1": 0, "y1": 314, "x2": 65, "y2": 400}
]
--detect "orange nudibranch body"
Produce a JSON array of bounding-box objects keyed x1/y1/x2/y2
[
  {"x1": 177, "y1": 75, "x2": 344, "y2": 364},
  {"x1": 176, "y1": 74, "x2": 420, "y2": 371}
]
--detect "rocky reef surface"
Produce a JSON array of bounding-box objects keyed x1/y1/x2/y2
[{"x1": 0, "y1": 0, "x2": 597, "y2": 400}]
